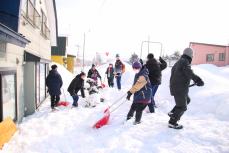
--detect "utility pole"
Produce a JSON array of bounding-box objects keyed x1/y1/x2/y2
[
  {"x1": 82, "y1": 33, "x2": 86, "y2": 71},
  {"x1": 148, "y1": 35, "x2": 150, "y2": 54}
]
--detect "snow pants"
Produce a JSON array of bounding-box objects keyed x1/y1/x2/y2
[
  {"x1": 116, "y1": 74, "x2": 122, "y2": 90},
  {"x1": 72, "y1": 95, "x2": 79, "y2": 107},
  {"x1": 169, "y1": 94, "x2": 190, "y2": 124},
  {"x1": 147, "y1": 84, "x2": 159, "y2": 113},
  {"x1": 51, "y1": 95, "x2": 60, "y2": 108},
  {"x1": 107, "y1": 77, "x2": 114, "y2": 87},
  {"x1": 127, "y1": 103, "x2": 147, "y2": 122}
]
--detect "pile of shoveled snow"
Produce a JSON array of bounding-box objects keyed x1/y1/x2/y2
[{"x1": 1, "y1": 63, "x2": 229, "y2": 153}]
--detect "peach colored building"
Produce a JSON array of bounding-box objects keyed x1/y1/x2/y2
[{"x1": 190, "y1": 42, "x2": 229, "y2": 67}]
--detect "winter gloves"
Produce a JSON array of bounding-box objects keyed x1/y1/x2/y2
[
  {"x1": 126, "y1": 91, "x2": 132, "y2": 100},
  {"x1": 195, "y1": 76, "x2": 204, "y2": 86},
  {"x1": 159, "y1": 56, "x2": 163, "y2": 62}
]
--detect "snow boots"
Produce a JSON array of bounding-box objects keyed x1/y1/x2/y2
[{"x1": 168, "y1": 123, "x2": 183, "y2": 129}]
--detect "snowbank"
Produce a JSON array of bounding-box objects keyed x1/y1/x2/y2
[{"x1": 1, "y1": 63, "x2": 229, "y2": 153}]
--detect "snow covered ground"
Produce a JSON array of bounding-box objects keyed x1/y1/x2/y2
[{"x1": 1, "y1": 63, "x2": 229, "y2": 153}]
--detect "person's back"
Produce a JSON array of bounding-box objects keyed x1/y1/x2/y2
[
  {"x1": 145, "y1": 54, "x2": 167, "y2": 85},
  {"x1": 115, "y1": 59, "x2": 123, "y2": 74},
  {"x1": 46, "y1": 64, "x2": 62, "y2": 110},
  {"x1": 46, "y1": 67, "x2": 62, "y2": 96}
]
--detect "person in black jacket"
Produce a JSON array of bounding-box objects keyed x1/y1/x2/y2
[
  {"x1": 46, "y1": 64, "x2": 63, "y2": 110},
  {"x1": 105, "y1": 63, "x2": 114, "y2": 87},
  {"x1": 168, "y1": 48, "x2": 204, "y2": 129},
  {"x1": 68, "y1": 72, "x2": 86, "y2": 107},
  {"x1": 145, "y1": 53, "x2": 167, "y2": 113},
  {"x1": 87, "y1": 64, "x2": 102, "y2": 85}
]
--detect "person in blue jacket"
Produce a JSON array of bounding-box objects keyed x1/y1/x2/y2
[
  {"x1": 126, "y1": 61, "x2": 152, "y2": 124},
  {"x1": 46, "y1": 64, "x2": 63, "y2": 110}
]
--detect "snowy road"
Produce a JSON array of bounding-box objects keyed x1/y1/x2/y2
[{"x1": 1, "y1": 63, "x2": 229, "y2": 153}]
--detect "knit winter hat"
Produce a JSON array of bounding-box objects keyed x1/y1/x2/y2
[
  {"x1": 116, "y1": 54, "x2": 120, "y2": 58},
  {"x1": 92, "y1": 64, "x2": 95, "y2": 67},
  {"x1": 132, "y1": 61, "x2": 142, "y2": 69},
  {"x1": 51, "y1": 64, "x2": 57, "y2": 70},
  {"x1": 183, "y1": 48, "x2": 193, "y2": 58},
  {"x1": 147, "y1": 53, "x2": 154, "y2": 59}
]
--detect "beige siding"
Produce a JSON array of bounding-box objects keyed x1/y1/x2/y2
[
  {"x1": 18, "y1": 0, "x2": 52, "y2": 60},
  {"x1": 0, "y1": 43, "x2": 25, "y2": 122}
]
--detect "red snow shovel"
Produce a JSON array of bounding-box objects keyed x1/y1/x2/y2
[
  {"x1": 93, "y1": 94, "x2": 127, "y2": 129},
  {"x1": 57, "y1": 89, "x2": 70, "y2": 107}
]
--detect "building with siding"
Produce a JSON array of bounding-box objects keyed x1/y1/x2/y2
[
  {"x1": 51, "y1": 36, "x2": 68, "y2": 65},
  {"x1": 190, "y1": 42, "x2": 229, "y2": 67},
  {"x1": 0, "y1": 0, "x2": 58, "y2": 122}
]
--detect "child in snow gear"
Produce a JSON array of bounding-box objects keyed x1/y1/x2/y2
[
  {"x1": 145, "y1": 54, "x2": 167, "y2": 113},
  {"x1": 46, "y1": 64, "x2": 63, "y2": 110},
  {"x1": 105, "y1": 63, "x2": 115, "y2": 87},
  {"x1": 168, "y1": 48, "x2": 204, "y2": 129},
  {"x1": 114, "y1": 54, "x2": 125, "y2": 90},
  {"x1": 68, "y1": 72, "x2": 86, "y2": 107},
  {"x1": 126, "y1": 61, "x2": 152, "y2": 124},
  {"x1": 87, "y1": 64, "x2": 102, "y2": 85}
]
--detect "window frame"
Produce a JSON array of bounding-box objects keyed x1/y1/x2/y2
[
  {"x1": 206, "y1": 54, "x2": 214, "y2": 62},
  {"x1": 219, "y1": 53, "x2": 225, "y2": 61},
  {"x1": 0, "y1": 68, "x2": 17, "y2": 122}
]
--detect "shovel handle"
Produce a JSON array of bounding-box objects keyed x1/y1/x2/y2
[
  {"x1": 189, "y1": 83, "x2": 196, "y2": 87},
  {"x1": 62, "y1": 88, "x2": 67, "y2": 101},
  {"x1": 109, "y1": 94, "x2": 126, "y2": 108},
  {"x1": 110, "y1": 99, "x2": 127, "y2": 114}
]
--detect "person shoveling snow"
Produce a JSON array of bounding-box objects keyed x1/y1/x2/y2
[
  {"x1": 67, "y1": 72, "x2": 86, "y2": 108},
  {"x1": 168, "y1": 48, "x2": 204, "y2": 129},
  {"x1": 126, "y1": 61, "x2": 152, "y2": 125}
]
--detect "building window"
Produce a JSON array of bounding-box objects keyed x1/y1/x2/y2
[
  {"x1": 0, "y1": 41, "x2": 6, "y2": 58},
  {"x1": 25, "y1": 0, "x2": 40, "y2": 28},
  {"x1": 206, "y1": 54, "x2": 214, "y2": 62},
  {"x1": 0, "y1": 70, "x2": 17, "y2": 122},
  {"x1": 41, "y1": 10, "x2": 50, "y2": 39},
  {"x1": 40, "y1": 63, "x2": 46, "y2": 102},
  {"x1": 35, "y1": 63, "x2": 49, "y2": 108},
  {"x1": 219, "y1": 53, "x2": 225, "y2": 61}
]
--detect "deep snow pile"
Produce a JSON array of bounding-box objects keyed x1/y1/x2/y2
[{"x1": 1, "y1": 63, "x2": 229, "y2": 153}]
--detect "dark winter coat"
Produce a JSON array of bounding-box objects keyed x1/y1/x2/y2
[
  {"x1": 145, "y1": 57, "x2": 167, "y2": 85},
  {"x1": 67, "y1": 75, "x2": 85, "y2": 97},
  {"x1": 46, "y1": 69, "x2": 63, "y2": 96},
  {"x1": 87, "y1": 68, "x2": 101, "y2": 81},
  {"x1": 114, "y1": 60, "x2": 124, "y2": 75},
  {"x1": 170, "y1": 55, "x2": 200, "y2": 96},
  {"x1": 130, "y1": 67, "x2": 152, "y2": 104},
  {"x1": 105, "y1": 67, "x2": 114, "y2": 79}
]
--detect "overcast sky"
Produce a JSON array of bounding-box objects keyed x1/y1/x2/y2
[{"x1": 55, "y1": 0, "x2": 229, "y2": 60}]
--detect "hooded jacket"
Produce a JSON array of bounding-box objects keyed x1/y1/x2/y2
[
  {"x1": 170, "y1": 54, "x2": 200, "y2": 96},
  {"x1": 67, "y1": 74, "x2": 85, "y2": 97},
  {"x1": 145, "y1": 57, "x2": 167, "y2": 85},
  {"x1": 129, "y1": 67, "x2": 152, "y2": 104},
  {"x1": 46, "y1": 69, "x2": 63, "y2": 95}
]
